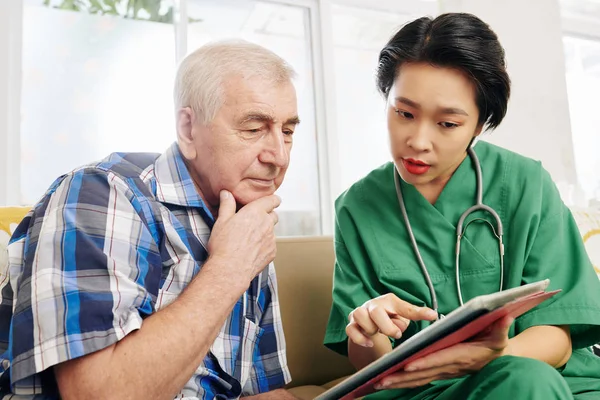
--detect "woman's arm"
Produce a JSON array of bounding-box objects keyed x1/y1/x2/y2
[
  {"x1": 348, "y1": 332, "x2": 393, "y2": 371},
  {"x1": 504, "y1": 325, "x2": 572, "y2": 368}
]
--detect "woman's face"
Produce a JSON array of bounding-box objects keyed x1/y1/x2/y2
[{"x1": 387, "y1": 62, "x2": 482, "y2": 192}]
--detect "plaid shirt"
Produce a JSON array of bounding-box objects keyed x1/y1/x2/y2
[{"x1": 0, "y1": 143, "x2": 291, "y2": 399}]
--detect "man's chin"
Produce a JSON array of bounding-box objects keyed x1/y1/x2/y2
[{"x1": 233, "y1": 189, "x2": 278, "y2": 207}]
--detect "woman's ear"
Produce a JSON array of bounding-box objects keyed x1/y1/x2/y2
[
  {"x1": 474, "y1": 123, "x2": 484, "y2": 137},
  {"x1": 176, "y1": 107, "x2": 197, "y2": 160}
]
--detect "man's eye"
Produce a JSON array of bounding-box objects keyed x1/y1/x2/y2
[{"x1": 283, "y1": 130, "x2": 294, "y2": 136}]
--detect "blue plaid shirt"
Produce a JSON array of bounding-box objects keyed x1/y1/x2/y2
[{"x1": 0, "y1": 143, "x2": 291, "y2": 399}]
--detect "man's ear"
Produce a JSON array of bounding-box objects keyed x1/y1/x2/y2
[{"x1": 176, "y1": 107, "x2": 197, "y2": 160}]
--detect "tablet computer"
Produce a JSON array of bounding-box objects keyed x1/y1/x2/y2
[{"x1": 315, "y1": 279, "x2": 559, "y2": 400}]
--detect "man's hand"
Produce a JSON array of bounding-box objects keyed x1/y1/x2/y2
[
  {"x1": 374, "y1": 316, "x2": 513, "y2": 390},
  {"x1": 207, "y1": 190, "x2": 280, "y2": 282},
  {"x1": 346, "y1": 293, "x2": 438, "y2": 347}
]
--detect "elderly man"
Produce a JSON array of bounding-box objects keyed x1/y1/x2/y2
[{"x1": 0, "y1": 40, "x2": 301, "y2": 399}]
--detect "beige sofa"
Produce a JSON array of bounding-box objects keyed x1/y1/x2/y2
[{"x1": 275, "y1": 237, "x2": 354, "y2": 399}]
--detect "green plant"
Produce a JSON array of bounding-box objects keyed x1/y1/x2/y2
[{"x1": 42, "y1": 0, "x2": 175, "y2": 23}]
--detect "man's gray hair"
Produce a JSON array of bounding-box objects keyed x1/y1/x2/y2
[{"x1": 174, "y1": 39, "x2": 297, "y2": 125}]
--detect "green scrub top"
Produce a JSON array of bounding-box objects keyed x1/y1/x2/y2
[{"x1": 324, "y1": 141, "x2": 600, "y2": 397}]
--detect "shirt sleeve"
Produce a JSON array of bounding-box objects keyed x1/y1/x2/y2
[
  {"x1": 242, "y1": 264, "x2": 291, "y2": 395},
  {"x1": 515, "y1": 166, "x2": 600, "y2": 349},
  {"x1": 6, "y1": 168, "x2": 162, "y2": 393}
]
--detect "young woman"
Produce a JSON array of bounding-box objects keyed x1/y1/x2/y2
[{"x1": 324, "y1": 13, "x2": 600, "y2": 399}]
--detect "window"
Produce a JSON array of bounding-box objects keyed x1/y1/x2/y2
[
  {"x1": 560, "y1": 0, "x2": 600, "y2": 206},
  {"x1": 329, "y1": 2, "x2": 438, "y2": 197},
  {"x1": 18, "y1": 0, "x2": 320, "y2": 236},
  {"x1": 563, "y1": 36, "x2": 600, "y2": 205},
  {"x1": 21, "y1": 0, "x2": 177, "y2": 204},
  {"x1": 2, "y1": 0, "x2": 444, "y2": 235}
]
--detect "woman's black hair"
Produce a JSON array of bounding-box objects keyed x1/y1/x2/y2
[{"x1": 377, "y1": 13, "x2": 511, "y2": 130}]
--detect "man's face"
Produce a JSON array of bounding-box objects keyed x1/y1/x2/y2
[{"x1": 178, "y1": 74, "x2": 299, "y2": 209}]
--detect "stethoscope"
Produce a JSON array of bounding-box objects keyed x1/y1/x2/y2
[{"x1": 394, "y1": 146, "x2": 505, "y2": 319}]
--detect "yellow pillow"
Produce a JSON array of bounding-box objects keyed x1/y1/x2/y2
[
  {"x1": 571, "y1": 207, "x2": 600, "y2": 278},
  {"x1": 0, "y1": 207, "x2": 30, "y2": 272}
]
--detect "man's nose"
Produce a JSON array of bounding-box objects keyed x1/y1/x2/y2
[{"x1": 260, "y1": 129, "x2": 289, "y2": 168}]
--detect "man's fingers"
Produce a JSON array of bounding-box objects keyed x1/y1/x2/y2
[
  {"x1": 217, "y1": 190, "x2": 236, "y2": 220},
  {"x1": 248, "y1": 194, "x2": 281, "y2": 214},
  {"x1": 270, "y1": 211, "x2": 279, "y2": 225}
]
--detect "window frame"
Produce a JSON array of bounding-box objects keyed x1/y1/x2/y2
[
  {"x1": 0, "y1": 0, "x2": 439, "y2": 235},
  {"x1": 0, "y1": 0, "x2": 23, "y2": 206},
  {"x1": 561, "y1": 5, "x2": 600, "y2": 205}
]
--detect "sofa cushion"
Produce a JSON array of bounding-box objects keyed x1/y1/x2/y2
[
  {"x1": 571, "y1": 206, "x2": 600, "y2": 356},
  {"x1": 288, "y1": 385, "x2": 327, "y2": 399},
  {"x1": 0, "y1": 207, "x2": 30, "y2": 275},
  {"x1": 571, "y1": 206, "x2": 600, "y2": 279}
]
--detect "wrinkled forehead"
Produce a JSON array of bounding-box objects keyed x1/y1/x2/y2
[{"x1": 221, "y1": 75, "x2": 299, "y2": 122}]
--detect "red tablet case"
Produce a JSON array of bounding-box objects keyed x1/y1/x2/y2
[{"x1": 339, "y1": 289, "x2": 560, "y2": 400}]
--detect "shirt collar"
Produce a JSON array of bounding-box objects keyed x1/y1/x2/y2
[{"x1": 153, "y1": 142, "x2": 215, "y2": 222}]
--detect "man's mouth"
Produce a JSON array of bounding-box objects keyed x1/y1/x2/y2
[{"x1": 248, "y1": 178, "x2": 276, "y2": 186}]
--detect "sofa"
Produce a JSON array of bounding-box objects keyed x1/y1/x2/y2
[{"x1": 1, "y1": 206, "x2": 600, "y2": 399}]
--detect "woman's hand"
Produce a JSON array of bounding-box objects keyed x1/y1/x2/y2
[
  {"x1": 374, "y1": 316, "x2": 514, "y2": 390},
  {"x1": 346, "y1": 293, "x2": 438, "y2": 347}
]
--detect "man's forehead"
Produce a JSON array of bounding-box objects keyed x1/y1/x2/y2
[
  {"x1": 235, "y1": 109, "x2": 300, "y2": 125},
  {"x1": 237, "y1": 109, "x2": 275, "y2": 122},
  {"x1": 220, "y1": 77, "x2": 298, "y2": 122}
]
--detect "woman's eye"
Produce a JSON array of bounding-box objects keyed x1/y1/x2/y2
[
  {"x1": 394, "y1": 109, "x2": 414, "y2": 119},
  {"x1": 440, "y1": 122, "x2": 459, "y2": 129}
]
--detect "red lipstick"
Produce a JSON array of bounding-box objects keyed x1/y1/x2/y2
[{"x1": 402, "y1": 158, "x2": 431, "y2": 175}]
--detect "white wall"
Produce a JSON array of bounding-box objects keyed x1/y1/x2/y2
[
  {"x1": 0, "y1": 1, "x2": 22, "y2": 206},
  {"x1": 441, "y1": 0, "x2": 579, "y2": 194}
]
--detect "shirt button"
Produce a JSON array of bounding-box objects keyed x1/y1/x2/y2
[{"x1": 1, "y1": 359, "x2": 10, "y2": 370}]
